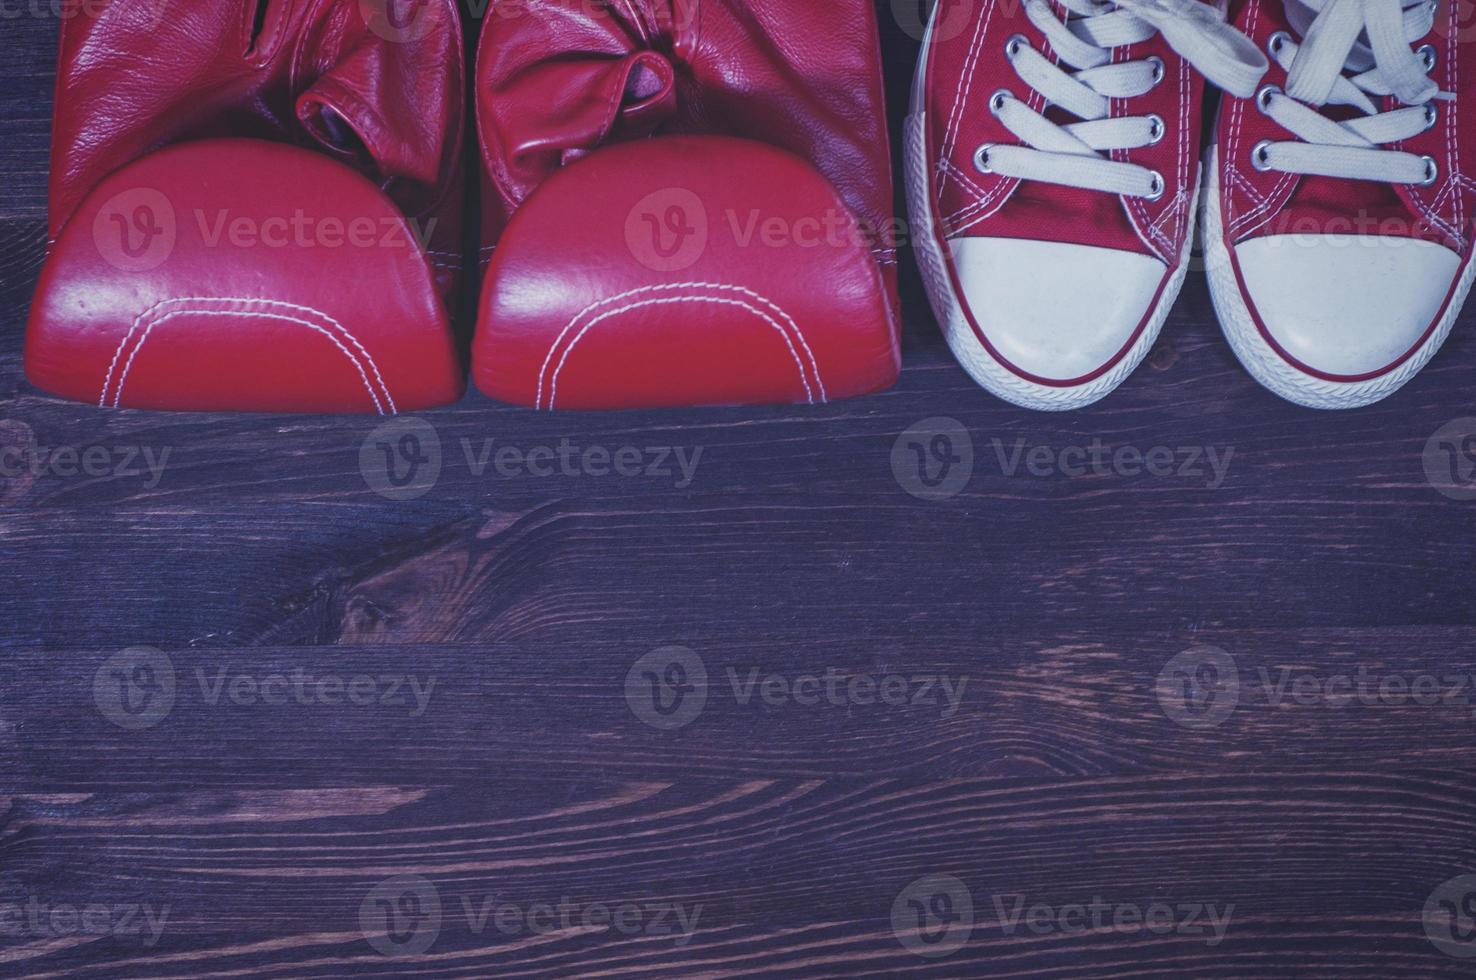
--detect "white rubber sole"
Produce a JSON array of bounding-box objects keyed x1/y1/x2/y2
[
  {"x1": 1203, "y1": 144, "x2": 1476, "y2": 410},
  {"x1": 903, "y1": 14, "x2": 1193, "y2": 412}
]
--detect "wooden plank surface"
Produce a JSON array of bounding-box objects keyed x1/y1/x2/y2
[{"x1": 2, "y1": 3, "x2": 1475, "y2": 977}]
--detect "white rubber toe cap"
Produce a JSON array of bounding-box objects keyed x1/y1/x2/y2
[
  {"x1": 1235, "y1": 234, "x2": 1460, "y2": 378},
  {"x1": 949, "y1": 237, "x2": 1167, "y2": 382}
]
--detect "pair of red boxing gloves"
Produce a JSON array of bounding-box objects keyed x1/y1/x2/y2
[{"x1": 25, "y1": 0, "x2": 901, "y2": 413}]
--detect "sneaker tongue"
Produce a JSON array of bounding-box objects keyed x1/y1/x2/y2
[{"x1": 1116, "y1": 0, "x2": 1267, "y2": 96}]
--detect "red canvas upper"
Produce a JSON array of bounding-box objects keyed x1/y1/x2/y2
[
  {"x1": 1216, "y1": 0, "x2": 1474, "y2": 254},
  {"x1": 918, "y1": 0, "x2": 1209, "y2": 264}
]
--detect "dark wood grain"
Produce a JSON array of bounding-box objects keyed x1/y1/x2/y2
[
  {"x1": 0, "y1": 13, "x2": 56, "y2": 222},
  {"x1": 0, "y1": 772, "x2": 1472, "y2": 977},
  {"x1": 4, "y1": 632, "x2": 1476, "y2": 783},
  {"x1": 3, "y1": 330, "x2": 1475, "y2": 651},
  {"x1": 1, "y1": 3, "x2": 1475, "y2": 977}
]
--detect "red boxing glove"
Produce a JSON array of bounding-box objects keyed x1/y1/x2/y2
[
  {"x1": 472, "y1": 0, "x2": 901, "y2": 410},
  {"x1": 26, "y1": 0, "x2": 466, "y2": 414}
]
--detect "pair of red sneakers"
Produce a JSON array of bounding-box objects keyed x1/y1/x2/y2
[{"x1": 909, "y1": 0, "x2": 1472, "y2": 410}]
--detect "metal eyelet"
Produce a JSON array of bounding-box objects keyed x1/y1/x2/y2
[
  {"x1": 1147, "y1": 56, "x2": 1165, "y2": 85},
  {"x1": 1424, "y1": 103, "x2": 1439, "y2": 130},
  {"x1": 1147, "y1": 114, "x2": 1165, "y2": 144},
  {"x1": 1420, "y1": 155, "x2": 1439, "y2": 186},
  {"x1": 974, "y1": 144, "x2": 996, "y2": 175},
  {"x1": 1144, "y1": 171, "x2": 1165, "y2": 201},
  {"x1": 1267, "y1": 31, "x2": 1291, "y2": 56},
  {"x1": 989, "y1": 89, "x2": 1011, "y2": 114},
  {"x1": 1417, "y1": 44, "x2": 1437, "y2": 71},
  {"x1": 1251, "y1": 140, "x2": 1274, "y2": 172},
  {"x1": 1005, "y1": 33, "x2": 1029, "y2": 58},
  {"x1": 1255, "y1": 84, "x2": 1280, "y2": 113}
]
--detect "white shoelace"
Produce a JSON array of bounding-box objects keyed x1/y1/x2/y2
[
  {"x1": 1253, "y1": 0, "x2": 1450, "y2": 185},
  {"x1": 977, "y1": 0, "x2": 1267, "y2": 199}
]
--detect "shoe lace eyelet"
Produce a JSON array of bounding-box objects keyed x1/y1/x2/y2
[
  {"x1": 1145, "y1": 171, "x2": 1165, "y2": 200},
  {"x1": 1005, "y1": 33, "x2": 1029, "y2": 59},
  {"x1": 1267, "y1": 31, "x2": 1291, "y2": 56},
  {"x1": 1147, "y1": 114, "x2": 1165, "y2": 144},
  {"x1": 1416, "y1": 44, "x2": 1437, "y2": 71},
  {"x1": 1147, "y1": 55, "x2": 1165, "y2": 85},
  {"x1": 1251, "y1": 140, "x2": 1274, "y2": 172},
  {"x1": 973, "y1": 144, "x2": 996, "y2": 175},
  {"x1": 989, "y1": 89, "x2": 1011, "y2": 115},
  {"x1": 1420, "y1": 155, "x2": 1439, "y2": 186},
  {"x1": 1255, "y1": 84, "x2": 1280, "y2": 113},
  {"x1": 1424, "y1": 103, "x2": 1439, "y2": 130}
]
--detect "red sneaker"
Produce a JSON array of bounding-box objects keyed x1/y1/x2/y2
[
  {"x1": 1205, "y1": 0, "x2": 1474, "y2": 408},
  {"x1": 908, "y1": 0, "x2": 1266, "y2": 410}
]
